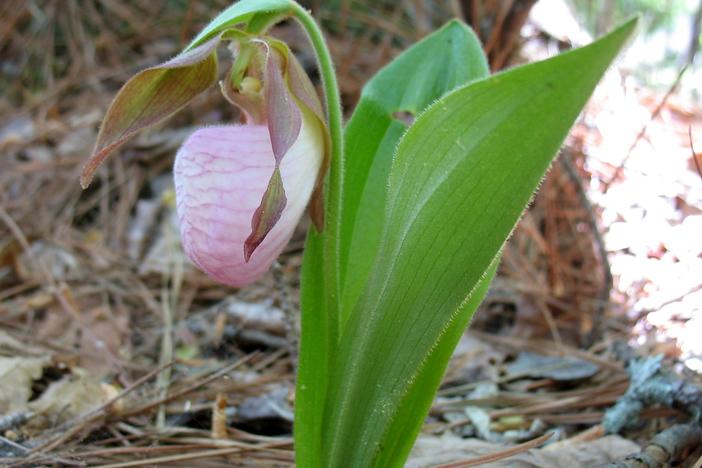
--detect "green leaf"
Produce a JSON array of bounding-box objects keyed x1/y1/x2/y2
[
  {"x1": 81, "y1": 35, "x2": 221, "y2": 188},
  {"x1": 374, "y1": 258, "x2": 498, "y2": 467},
  {"x1": 296, "y1": 19, "x2": 488, "y2": 468},
  {"x1": 186, "y1": 0, "x2": 292, "y2": 50},
  {"x1": 338, "y1": 20, "x2": 489, "y2": 326},
  {"x1": 322, "y1": 18, "x2": 637, "y2": 467},
  {"x1": 295, "y1": 229, "x2": 334, "y2": 466}
]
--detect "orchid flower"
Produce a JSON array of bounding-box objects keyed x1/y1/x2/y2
[{"x1": 80, "y1": 33, "x2": 329, "y2": 287}]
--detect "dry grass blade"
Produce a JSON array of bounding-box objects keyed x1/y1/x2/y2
[
  {"x1": 434, "y1": 432, "x2": 555, "y2": 468},
  {"x1": 27, "y1": 361, "x2": 178, "y2": 458},
  {"x1": 93, "y1": 442, "x2": 292, "y2": 468},
  {"x1": 119, "y1": 352, "x2": 259, "y2": 418},
  {"x1": 470, "y1": 331, "x2": 625, "y2": 372}
]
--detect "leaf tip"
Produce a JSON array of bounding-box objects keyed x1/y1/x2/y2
[{"x1": 79, "y1": 155, "x2": 100, "y2": 189}]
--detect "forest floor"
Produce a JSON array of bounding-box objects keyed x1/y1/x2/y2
[{"x1": 1, "y1": 1, "x2": 701, "y2": 466}]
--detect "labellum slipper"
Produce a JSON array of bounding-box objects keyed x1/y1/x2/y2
[{"x1": 174, "y1": 107, "x2": 324, "y2": 286}]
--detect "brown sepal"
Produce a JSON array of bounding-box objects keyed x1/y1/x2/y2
[{"x1": 80, "y1": 34, "x2": 222, "y2": 188}]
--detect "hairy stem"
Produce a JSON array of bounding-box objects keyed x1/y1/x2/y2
[{"x1": 290, "y1": 2, "x2": 344, "y2": 317}]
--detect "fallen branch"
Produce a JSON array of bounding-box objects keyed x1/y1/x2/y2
[
  {"x1": 603, "y1": 355, "x2": 702, "y2": 434},
  {"x1": 599, "y1": 424, "x2": 702, "y2": 468}
]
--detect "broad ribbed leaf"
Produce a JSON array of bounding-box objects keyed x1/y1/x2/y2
[
  {"x1": 322, "y1": 18, "x2": 637, "y2": 467},
  {"x1": 339, "y1": 20, "x2": 490, "y2": 325},
  {"x1": 374, "y1": 258, "x2": 498, "y2": 466},
  {"x1": 296, "y1": 229, "x2": 333, "y2": 466},
  {"x1": 296, "y1": 20, "x2": 488, "y2": 468}
]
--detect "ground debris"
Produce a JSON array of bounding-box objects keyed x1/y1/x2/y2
[
  {"x1": 409, "y1": 432, "x2": 638, "y2": 467},
  {"x1": 0, "y1": 411, "x2": 33, "y2": 433},
  {"x1": 0, "y1": 117, "x2": 35, "y2": 149},
  {"x1": 233, "y1": 385, "x2": 294, "y2": 424},
  {"x1": 506, "y1": 351, "x2": 600, "y2": 382},
  {"x1": 599, "y1": 424, "x2": 702, "y2": 468},
  {"x1": 0, "y1": 356, "x2": 115, "y2": 435},
  {"x1": 603, "y1": 355, "x2": 702, "y2": 433},
  {"x1": 0, "y1": 356, "x2": 47, "y2": 413}
]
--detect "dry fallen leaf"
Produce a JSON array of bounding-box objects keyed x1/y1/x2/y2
[
  {"x1": 409, "y1": 432, "x2": 639, "y2": 467},
  {"x1": 0, "y1": 355, "x2": 117, "y2": 434},
  {"x1": 26, "y1": 374, "x2": 112, "y2": 432},
  {"x1": 0, "y1": 356, "x2": 49, "y2": 413},
  {"x1": 36, "y1": 302, "x2": 130, "y2": 377},
  {"x1": 505, "y1": 351, "x2": 600, "y2": 381}
]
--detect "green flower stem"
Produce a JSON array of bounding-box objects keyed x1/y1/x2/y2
[{"x1": 290, "y1": 2, "x2": 344, "y2": 318}]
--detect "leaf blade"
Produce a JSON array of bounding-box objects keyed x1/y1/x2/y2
[
  {"x1": 323, "y1": 18, "x2": 637, "y2": 467},
  {"x1": 338, "y1": 19, "x2": 490, "y2": 327},
  {"x1": 296, "y1": 19, "x2": 488, "y2": 468},
  {"x1": 295, "y1": 229, "x2": 334, "y2": 468},
  {"x1": 374, "y1": 258, "x2": 498, "y2": 467}
]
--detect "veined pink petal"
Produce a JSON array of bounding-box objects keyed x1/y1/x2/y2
[{"x1": 174, "y1": 111, "x2": 324, "y2": 287}]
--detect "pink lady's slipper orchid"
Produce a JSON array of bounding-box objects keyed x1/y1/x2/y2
[
  {"x1": 174, "y1": 109, "x2": 324, "y2": 286},
  {"x1": 81, "y1": 35, "x2": 329, "y2": 288}
]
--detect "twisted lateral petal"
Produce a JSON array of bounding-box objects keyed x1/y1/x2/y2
[{"x1": 174, "y1": 111, "x2": 324, "y2": 287}]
